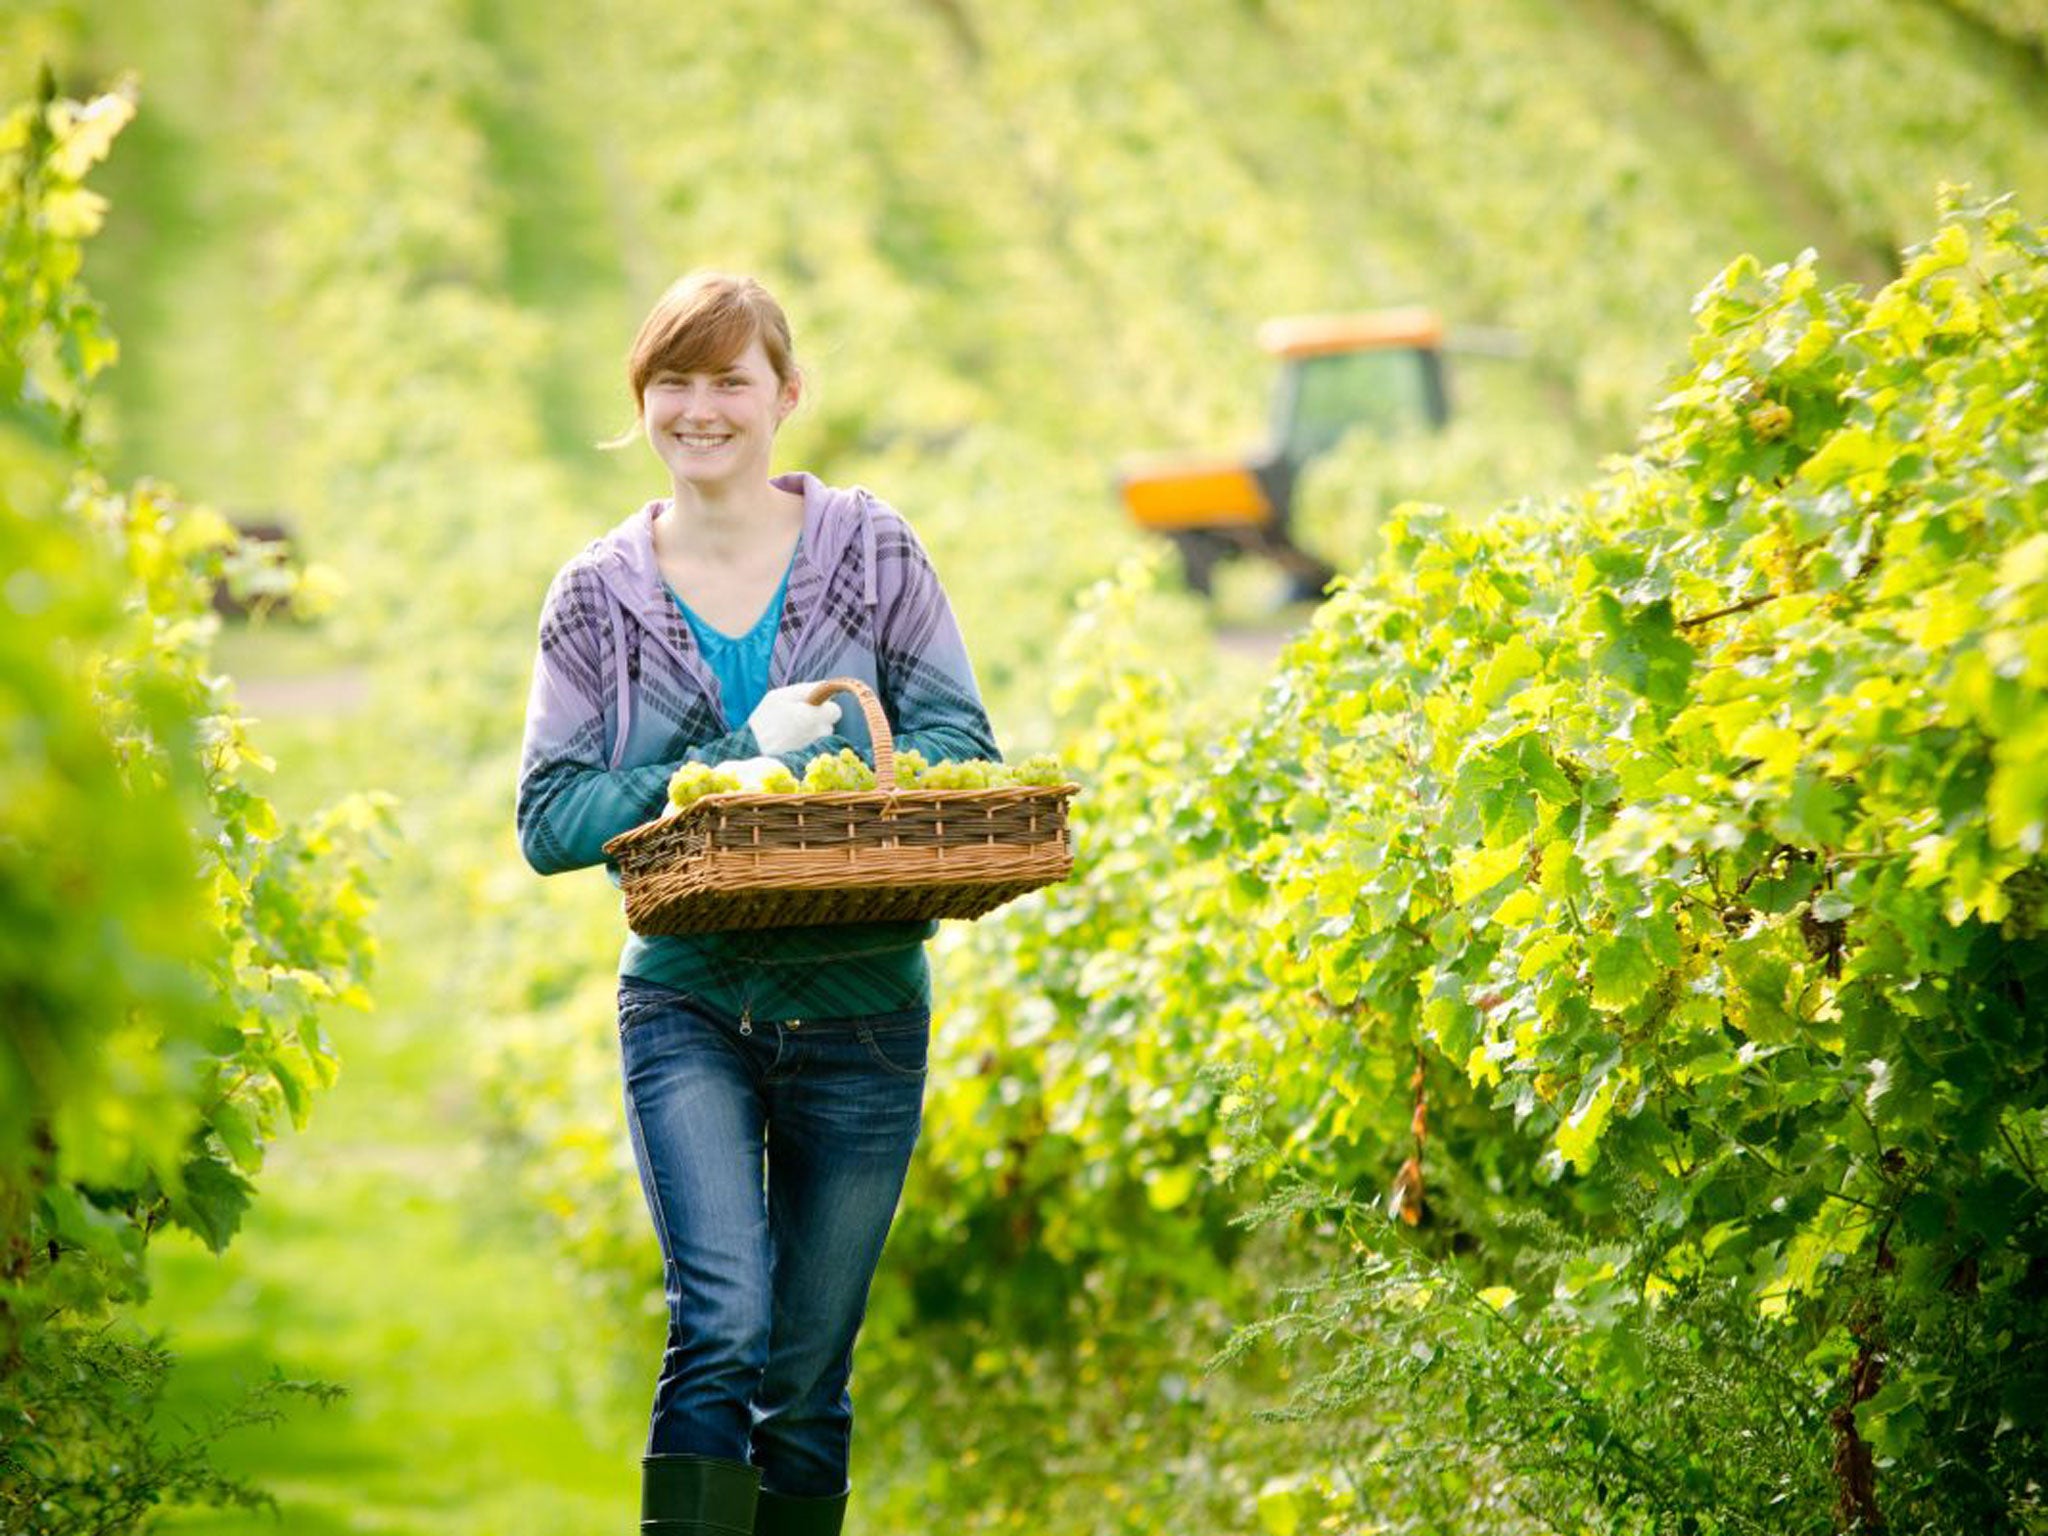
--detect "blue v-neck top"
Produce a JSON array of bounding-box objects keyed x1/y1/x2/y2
[{"x1": 668, "y1": 550, "x2": 796, "y2": 730}]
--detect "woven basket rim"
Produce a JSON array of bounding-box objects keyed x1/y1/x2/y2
[{"x1": 603, "y1": 778, "x2": 1079, "y2": 859}]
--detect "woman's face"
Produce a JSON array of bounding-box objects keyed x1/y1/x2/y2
[{"x1": 641, "y1": 334, "x2": 799, "y2": 495}]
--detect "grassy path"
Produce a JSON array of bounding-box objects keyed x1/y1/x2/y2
[{"x1": 141, "y1": 704, "x2": 640, "y2": 1536}]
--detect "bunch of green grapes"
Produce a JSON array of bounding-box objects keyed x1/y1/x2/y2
[
  {"x1": 668, "y1": 761, "x2": 743, "y2": 811},
  {"x1": 754, "y1": 765, "x2": 801, "y2": 794},
  {"x1": 1004, "y1": 753, "x2": 1067, "y2": 787},
  {"x1": 801, "y1": 748, "x2": 877, "y2": 792},
  {"x1": 919, "y1": 758, "x2": 997, "y2": 790},
  {"x1": 782, "y1": 748, "x2": 1070, "y2": 795},
  {"x1": 884, "y1": 753, "x2": 1070, "y2": 790}
]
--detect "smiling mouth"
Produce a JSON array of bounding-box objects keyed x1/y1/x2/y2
[{"x1": 674, "y1": 433, "x2": 732, "y2": 449}]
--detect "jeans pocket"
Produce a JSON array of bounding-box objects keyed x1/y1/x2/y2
[
  {"x1": 857, "y1": 1011, "x2": 931, "y2": 1079},
  {"x1": 617, "y1": 978, "x2": 688, "y2": 1035}
]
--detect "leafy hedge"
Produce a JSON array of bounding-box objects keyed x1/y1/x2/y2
[
  {"x1": 0, "y1": 76, "x2": 392, "y2": 1532},
  {"x1": 1194, "y1": 193, "x2": 2048, "y2": 1532},
  {"x1": 894, "y1": 195, "x2": 2048, "y2": 1533}
]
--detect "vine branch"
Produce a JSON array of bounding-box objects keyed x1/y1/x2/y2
[{"x1": 1679, "y1": 591, "x2": 1778, "y2": 630}]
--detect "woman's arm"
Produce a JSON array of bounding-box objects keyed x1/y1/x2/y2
[
  {"x1": 518, "y1": 760, "x2": 680, "y2": 876},
  {"x1": 515, "y1": 564, "x2": 755, "y2": 875},
  {"x1": 869, "y1": 512, "x2": 1000, "y2": 766}
]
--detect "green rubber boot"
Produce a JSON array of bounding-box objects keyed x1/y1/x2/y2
[
  {"x1": 640, "y1": 1454, "x2": 760, "y2": 1536},
  {"x1": 753, "y1": 1486, "x2": 849, "y2": 1536}
]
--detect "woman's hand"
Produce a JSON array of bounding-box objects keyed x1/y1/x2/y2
[{"x1": 747, "y1": 683, "x2": 842, "y2": 755}]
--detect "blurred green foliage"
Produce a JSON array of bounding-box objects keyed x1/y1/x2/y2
[{"x1": 0, "y1": 73, "x2": 390, "y2": 1531}]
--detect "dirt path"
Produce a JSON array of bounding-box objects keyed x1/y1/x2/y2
[
  {"x1": 1214, "y1": 624, "x2": 1298, "y2": 668},
  {"x1": 230, "y1": 666, "x2": 372, "y2": 719}
]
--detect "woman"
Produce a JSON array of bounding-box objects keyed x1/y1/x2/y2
[{"x1": 516, "y1": 272, "x2": 998, "y2": 1536}]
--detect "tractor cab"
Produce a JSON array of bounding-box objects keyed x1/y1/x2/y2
[{"x1": 1118, "y1": 307, "x2": 1448, "y2": 599}]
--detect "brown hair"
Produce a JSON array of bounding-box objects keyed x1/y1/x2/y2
[{"x1": 609, "y1": 271, "x2": 799, "y2": 445}]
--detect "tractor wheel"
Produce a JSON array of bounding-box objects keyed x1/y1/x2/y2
[{"x1": 1171, "y1": 530, "x2": 1235, "y2": 597}]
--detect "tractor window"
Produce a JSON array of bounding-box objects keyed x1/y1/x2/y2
[{"x1": 1278, "y1": 348, "x2": 1443, "y2": 462}]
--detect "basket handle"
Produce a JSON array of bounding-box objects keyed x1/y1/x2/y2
[{"x1": 805, "y1": 677, "x2": 897, "y2": 789}]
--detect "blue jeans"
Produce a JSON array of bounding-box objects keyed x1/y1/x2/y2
[{"x1": 616, "y1": 978, "x2": 929, "y2": 1498}]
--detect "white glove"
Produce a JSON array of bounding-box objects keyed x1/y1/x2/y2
[
  {"x1": 720, "y1": 756, "x2": 786, "y2": 792},
  {"x1": 746, "y1": 683, "x2": 842, "y2": 755}
]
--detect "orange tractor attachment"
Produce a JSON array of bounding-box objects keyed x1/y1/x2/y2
[{"x1": 1118, "y1": 307, "x2": 1449, "y2": 598}]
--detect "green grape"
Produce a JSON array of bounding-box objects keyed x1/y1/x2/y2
[
  {"x1": 1745, "y1": 400, "x2": 1793, "y2": 441},
  {"x1": 891, "y1": 748, "x2": 928, "y2": 788},
  {"x1": 801, "y1": 747, "x2": 877, "y2": 792},
  {"x1": 668, "y1": 761, "x2": 743, "y2": 811},
  {"x1": 921, "y1": 757, "x2": 996, "y2": 790},
  {"x1": 1005, "y1": 753, "x2": 1067, "y2": 787},
  {"x1": 668, "y1": 762, "x2": 715, "y2": 809},
  {"x1": 758, "y1": 765, "x2": 800, "y2": 794}
]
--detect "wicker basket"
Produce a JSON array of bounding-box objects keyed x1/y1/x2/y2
[{"x1": 602, "y1": 678, "x2": 1078, "y2": 935}]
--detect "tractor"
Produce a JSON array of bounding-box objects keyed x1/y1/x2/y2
[{"x1": 1117, "y1": 307, "x2": 1450, "y2": 600}]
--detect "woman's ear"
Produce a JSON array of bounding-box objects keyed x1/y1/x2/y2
[{"x1": 778, "y1": 372, "x2": 803, "y2": 423}]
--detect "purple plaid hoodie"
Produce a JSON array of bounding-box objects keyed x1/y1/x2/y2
[{"x1": 516, "y1": 471, "x2": 999, "y2": 1017}]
